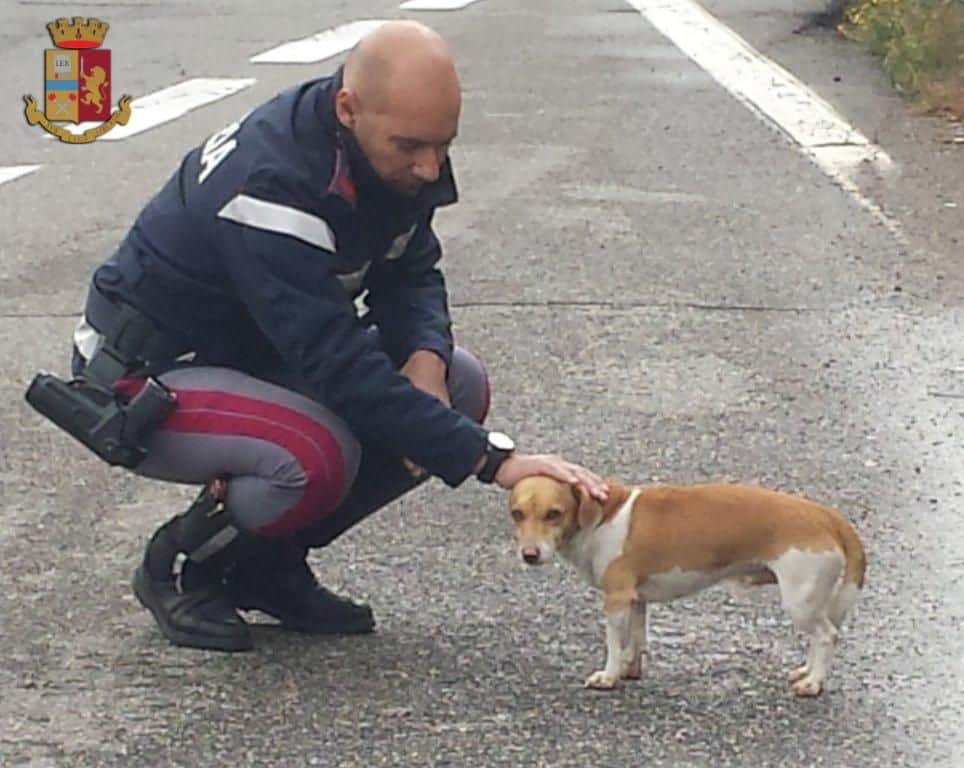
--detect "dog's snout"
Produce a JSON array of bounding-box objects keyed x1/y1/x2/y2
[{"x1": 521, "y1": 545, "x2": 541, "y2": 564}]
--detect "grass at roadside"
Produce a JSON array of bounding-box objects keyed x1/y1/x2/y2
[{"x1": 840, "y1": 0, "x2": 964, "y2": 120}]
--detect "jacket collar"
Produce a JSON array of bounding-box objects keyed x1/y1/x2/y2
[{"x1": 315, "y1": 67, "x2": 459, "y2": 213}]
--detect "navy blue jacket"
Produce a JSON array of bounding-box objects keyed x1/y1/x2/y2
[{"x1": 91, "y1": 70, "x2": 489, "y2": 486}]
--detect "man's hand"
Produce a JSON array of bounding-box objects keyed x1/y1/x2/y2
[
  {"x1": 492, "y1": 453, "x2": 609, "y2": 502},
  {"x1": 400, "y1": 349, "x2": 450, "y2": 478}
]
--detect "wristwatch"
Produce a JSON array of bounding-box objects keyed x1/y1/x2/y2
[{"x1": 476, "y1": 431, "x2": 515, "y2": 484}]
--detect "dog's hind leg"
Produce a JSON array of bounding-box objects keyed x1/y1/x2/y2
[
  {"x1": 791, "y1": 616, "x2": 839, "y2": 697},
  {"x1": 827, "y1": 579, "x2": 861, "y2": 630},
  {"x1": 770, "y1": 548, "x2": 843, "y2": 697}
]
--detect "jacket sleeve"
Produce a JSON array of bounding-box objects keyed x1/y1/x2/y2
[
  {"x1": 213, "y1": 187, "x2": 487, "y2": 487},
  {"x1": 364, "y1": 213, "x2": 454, "y2": 370}
]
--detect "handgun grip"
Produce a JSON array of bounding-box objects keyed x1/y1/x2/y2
[{"x1": 24, "y1": 373, "x2": 145, "y2": 468}]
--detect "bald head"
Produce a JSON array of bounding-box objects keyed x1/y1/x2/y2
[
  {"x1": 343, "y1": 21, "x2": 460, "y2": 113},
  {"x1": 334, "y1": 21, "x2": 462, "y2": 197}
]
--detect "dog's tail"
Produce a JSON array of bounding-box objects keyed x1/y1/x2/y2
[{"x1": 827, "y1": 515, "x2": 866, "y2": 628}]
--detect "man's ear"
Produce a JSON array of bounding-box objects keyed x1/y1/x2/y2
[
  {"x1": 334, "y1": 88, "x2": 358, "y2": 130},
  {"x1": 572, "y1": 483, "x2": 599, "y2": 528}
]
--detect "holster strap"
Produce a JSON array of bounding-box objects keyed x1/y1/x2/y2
[{"x1": 82, "y1": 283, "x2": 191, "y2": 384}]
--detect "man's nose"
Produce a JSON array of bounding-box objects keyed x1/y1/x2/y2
[{"x1": 411, "y1": 148, "x2": 442, "y2": 183}]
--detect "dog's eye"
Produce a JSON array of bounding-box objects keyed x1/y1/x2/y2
[
  {"x1": 544, "y1": 508, "x2": 562, "y2": 521},
  {"x1": 510, "y1": 508, "x2": 524, "y2": 522}
]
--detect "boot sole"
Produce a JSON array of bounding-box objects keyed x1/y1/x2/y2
[
  {"x1": 236, "y1": 599, "x2": 375, "y2": 636},
  {"x1": 133, "y1": 566, "x2": 253, "y2": 653},
  {"x1": 238, "y1": 605, "x2": 375, "y2": 635},
  {"x1": 279, "y1": 617, "x2": 376, "y2": 636}
]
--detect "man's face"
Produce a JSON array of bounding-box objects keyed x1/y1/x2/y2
[{"x1": 336, "y1": 85, "x2": 459, "y2": 197}]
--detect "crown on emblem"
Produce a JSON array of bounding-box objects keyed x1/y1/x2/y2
[{"x1": 46, "y1": 17, "x2": 109, "y2": 49}]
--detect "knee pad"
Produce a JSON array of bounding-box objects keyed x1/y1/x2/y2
[{"x1": 448, "y1": 346, "x2": 490, "y2": 424}]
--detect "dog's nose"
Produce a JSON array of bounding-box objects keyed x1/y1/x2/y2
[{"x1": 521, "y1": 546, "x2": 540, "y2": 564}]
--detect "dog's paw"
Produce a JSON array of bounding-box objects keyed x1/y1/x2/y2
[
  {"x1": 622, "y1": 659, "x2": 643, "y2": 679},
  {"x1": 584, "y1": 671, "x2": 618, "y2": 690},
  {"x1": 787, "y1": 665, "x2": 810, "y2": 685},
  {"x1": 790, "y1": 674, "x2": 824, "y2": 697}
]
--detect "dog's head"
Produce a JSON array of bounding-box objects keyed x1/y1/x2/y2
[{"x1": 507, "y1": 476, "x2": 600, "y2": 566}]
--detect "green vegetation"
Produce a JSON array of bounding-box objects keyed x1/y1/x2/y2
[{"x1": 842, "y1": 0, "x2": 964, "y2": 118}]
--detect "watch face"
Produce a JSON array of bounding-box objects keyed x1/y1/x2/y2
[{"x1": 489, "y1": 431, "x2": 515, "y2": 451}]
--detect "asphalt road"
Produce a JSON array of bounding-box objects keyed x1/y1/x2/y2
[{"x1": 1, "y1": 0, "x2": 962, "y2": 766}]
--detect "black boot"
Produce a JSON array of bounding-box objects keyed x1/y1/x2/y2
[
  {"x1": 132, "y1": 483, "x2": 253, "y2": 652},
  {"x1": 227, "y1": 540, "x2": 375, "y2": 635}
]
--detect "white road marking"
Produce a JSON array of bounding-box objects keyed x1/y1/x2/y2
[
  {"x1": 561, "y1": 183, "x2": 709, "y2": 205},
  {"x1": 47, "y1": 79, "x2": 256, "y2": 141},
  {"x1": 625, "y1": 0, "x2": 905, "y2": 241},
  {"x1": 400, "y1": 0, "x2": 484, "y2": 9},
  {"x1": 0, "y1": 165, "x2": 40, "y2": 188},
  {"x1": 250, "y1": 20, "x2": 389, "y2": 63}
]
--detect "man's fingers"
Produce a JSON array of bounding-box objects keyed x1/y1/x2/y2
[
  {"x1": 569, "y1": 466, "x2": 608, "y2": 501},
  {"x1": 587, "y1": 477, "x2": 609, "y2": 499},
  {"x1": 403, "y1": 458, "x2": 426, "y2": 479},
  {"x1": 575, "y1": 477, "x2": 607, "y2": 501},
  {"x1": 538, "y1": 458, "x2": 603, "y2": 492},
  {"x1": 497, "y1": 454, "x2": 608, "y2": 501},
  {"x1": 587, "y1": 484, "x2": 609, "y2": 502},
  {"x1": 540, "y1": 460, "x2": 577, "y2": 484},
  {"x1": 571, "y1": 462, "x2": 604, "y2": 484}
]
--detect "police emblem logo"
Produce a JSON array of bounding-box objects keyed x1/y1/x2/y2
[{"x1": 22, "y1": 17, "x2": 133, "y2": 144}]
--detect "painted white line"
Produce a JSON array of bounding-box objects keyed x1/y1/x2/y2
[
  {"x1": 562, "y1": 183, "x2": 709, "y2": 205},
  {"x1": 0, "y1": 165, "x2": 40, "y2": 188},
  {"x1": 400, "y1": 0, "x2": 483, "y2": 9},
  {"x1": 48, "y1": 78, "x2": 256, "y2": 141},
  {"x1": 626, "y1": 0, "x2": 904, "y2": 239},
  {"x1": 251, "y1": 20, "x2": 389, "y2": 64}
]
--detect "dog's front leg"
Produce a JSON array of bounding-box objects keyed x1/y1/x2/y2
[
  {"x1": 622, "y1": 600, "x2": 648, "y2": 679},
  {"x1": 585, "y1": 607, "x2": 631, "y2": 690},
  {"x1": 585, "y1": 571, "x2": 637, "y2": 690}
]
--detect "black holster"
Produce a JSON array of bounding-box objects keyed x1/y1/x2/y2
[{"x1": 24, "y1": 285, "x2": 184, "y2": 469}]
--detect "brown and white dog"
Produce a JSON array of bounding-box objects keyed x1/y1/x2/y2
[{"x1": 507, "y1": 477, "x2": 866, "y2": 696}]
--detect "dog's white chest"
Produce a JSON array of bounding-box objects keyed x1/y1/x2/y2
[{"x1": 567, "y1": 489, "x2": 640, "y2": 587}]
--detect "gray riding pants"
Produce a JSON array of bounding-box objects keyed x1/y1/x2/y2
[{"x1": 109, "y1": 347, "x2": 490, "y2": 548}]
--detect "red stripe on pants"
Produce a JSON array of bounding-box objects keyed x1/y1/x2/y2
[{"x1": 117, "y1": 379, "x2": 346, "y2": 535}]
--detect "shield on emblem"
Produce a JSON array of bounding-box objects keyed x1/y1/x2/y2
[{"x1": 44, "y1": 47, "x2": 111, "y2": 123}]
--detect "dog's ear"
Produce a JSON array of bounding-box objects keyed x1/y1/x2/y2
[{"x1": 571, "y1": 482, "x2": 599, "y2": 528}]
